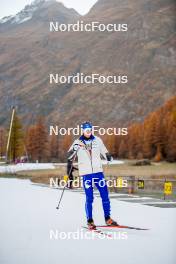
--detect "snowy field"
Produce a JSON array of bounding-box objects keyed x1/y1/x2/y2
[{"x1": 0, "y1": 177, "x2": 175, "y2": 264}]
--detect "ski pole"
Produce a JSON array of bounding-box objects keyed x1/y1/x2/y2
[
  {"x1": 56, "y1": 184, "x2": 67, "y2": 210},
  {"x1": 56, "y1": 152, "x2": 77, "y2": 210}
]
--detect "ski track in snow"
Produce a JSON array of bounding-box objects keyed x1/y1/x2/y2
[{"x1": 0, "y1": 178, "x2": 175, "y2": 264}]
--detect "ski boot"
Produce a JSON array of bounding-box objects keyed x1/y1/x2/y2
[
  {"x1": 105, "y1": 216, "x2": 118, "y2": 226},
  {"x1": 87, "y1": 219, "x2": 96, "y2": 230}
]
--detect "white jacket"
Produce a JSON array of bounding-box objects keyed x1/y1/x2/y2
[{"x1": 68, "y1": 136, "x2": 109, "y2": 176}]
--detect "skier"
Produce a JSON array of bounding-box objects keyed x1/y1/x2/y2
[{"x1": 67, "y1": 121, "x2": 118, "y2": 230}]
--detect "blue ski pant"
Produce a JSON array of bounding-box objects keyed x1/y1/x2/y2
[{"x1": 82, "y1": 172, "x2": 110, "y2": 220}]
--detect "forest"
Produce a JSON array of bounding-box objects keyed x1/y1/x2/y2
[{"x1": 0, "y1": 96, "x2": 176, "y2": 163}]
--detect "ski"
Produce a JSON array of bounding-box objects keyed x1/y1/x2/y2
[
  {"x1": 96, "y1": 225, "x2": 149, "y2": 231},
  {"x1": 82, "y1": 226, "x2": 113, "y2": 237}
]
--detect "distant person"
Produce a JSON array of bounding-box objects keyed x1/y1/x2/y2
[
  {"x1": 67, "y1": 121, "x2": 118, "y2": 230},
  {"x1": 67, "y1": 165, "x2": 78, "y2": 189}
]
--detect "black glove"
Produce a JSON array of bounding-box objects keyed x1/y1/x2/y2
[{"x1": 106, "y1": 153, "x2": 113, "y2": 162}]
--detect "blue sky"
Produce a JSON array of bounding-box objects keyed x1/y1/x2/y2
[{"x1": 0, "y1": 0, "x2": 97, "y2": 19}]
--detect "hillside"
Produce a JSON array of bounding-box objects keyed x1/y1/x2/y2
[{"x1": 0, "y1": 0, "x2": 175, "y2": 126}]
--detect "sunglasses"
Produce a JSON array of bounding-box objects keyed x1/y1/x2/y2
[{"x1": 83, "y1": 128, "x2": 92, "y2": 133}]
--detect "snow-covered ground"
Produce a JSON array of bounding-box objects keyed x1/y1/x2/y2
[
  {"x1": 0, "y1": 163, "x2": 55, "y2": 174},
  {"x1": 0, "y1": 160, "x2": 123, "y2": 174},
  {"x1": 0, "y1": 178, "x2": 175, "y2": 264},
  {"x1": 102, "y1": 159, "x2": 124, "y2": 165}
]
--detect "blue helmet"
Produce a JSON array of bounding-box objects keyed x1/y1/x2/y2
[{"x1": 81, "y1": 121, "x2": 93, "y2": 130}]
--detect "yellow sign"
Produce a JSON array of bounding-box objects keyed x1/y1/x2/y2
[
  {"x1": 63, "y1": 175, "x2": 69, "y2": 183},
  {"x1": 117, "y1": 177, "x2": 123, "y2": 188},
  {"x1": 164, "y1": 182, "x2": 172, "y2": 195},
  {"x1": 138, "y1": 180, "x2": 144, "y2": 189}
]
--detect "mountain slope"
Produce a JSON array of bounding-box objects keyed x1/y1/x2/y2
[
  {"x1": 0, "y1": 0, "x2": 175, "y2": 126},
  {"x1": 0, "y1": 0, "x2": 79, "y2": 28}
]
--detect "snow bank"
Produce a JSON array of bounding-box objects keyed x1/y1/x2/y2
[
  {"x1": 102, "y1": 159, "x2": 124, "y2": 165},
  {"x1": 0, "y1": 160, "x2": 123, "y2": 174},
  {"x1": 0, "y1": 163, "x2": 55, "y2": 174}
]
